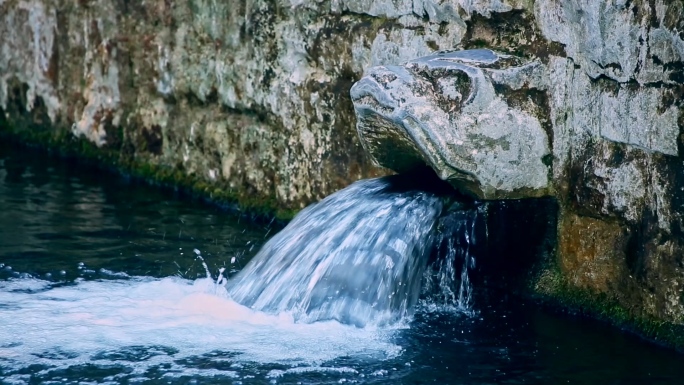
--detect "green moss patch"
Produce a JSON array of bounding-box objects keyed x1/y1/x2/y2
[
  {"x1": 534, "y1": 268, "x2": 684, "y2": 352},
  {"x1": 0, "y1": 120, "x2": 295, "y2": 226}
]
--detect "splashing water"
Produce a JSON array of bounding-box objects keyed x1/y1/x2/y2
[
  {"x1": 420, "y1": 206, "x2": 479, "y2": 313},
  {"x1": 0, "y1": 275, "x2": 402, "y2": 383},
  {"x1": 5, "y1": 140, "x2": 684, "y2": 385},
  {"x1": 227, "y1": 175, "x2": 477, "y2": 327},
  {"x1": 0, "y1": 169, "x2": 480, "y2": 383}
]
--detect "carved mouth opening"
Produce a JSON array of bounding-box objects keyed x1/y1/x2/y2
[
  {"x1": 382, "y1": 165, "x2": 467, "y2": 198},
  {"x1": 356, "y1": 111, "x2": 426, "y2": 171}
]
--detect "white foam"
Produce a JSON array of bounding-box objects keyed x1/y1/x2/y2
[
  {"x1": 0, "y1": 276, "x2": 402, "y2": 381},
  {"x1": 98, "y1": 268, "x2": 129, "y2": 278},
  {"x1": 268, "y1": 366, "x2": 360, "y2": 378}
]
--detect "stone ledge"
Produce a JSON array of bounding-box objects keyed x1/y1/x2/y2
[{"x1": 0, "y1": 119, "x2": 297, "y2": 225}]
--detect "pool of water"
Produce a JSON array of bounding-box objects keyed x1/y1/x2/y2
[{"x1": 0, "y1": 140, "x2": 682, "y2": 385}]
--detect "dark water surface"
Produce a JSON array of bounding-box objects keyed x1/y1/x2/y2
[{"x1": 0, "y1": 140, "x2": 682, "y2": 385}]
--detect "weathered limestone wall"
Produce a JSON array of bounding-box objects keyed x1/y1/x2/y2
[
  {"x1": 1, "y1": 0, "x2": 395, "y2": 212},
  {"x1": 1, "y1": 0, "x2": 684, "y2": 340},
  {"x1": 536, "y1": 1, "x2": 684, "y2": 330}
]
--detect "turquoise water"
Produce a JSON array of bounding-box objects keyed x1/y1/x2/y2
[{"x1": 0, "y1": 140, "x2": 682, "y2": 384}]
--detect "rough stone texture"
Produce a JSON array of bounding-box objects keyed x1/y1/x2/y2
[
  {"x1": 345, "y1": 0, "x2": 683, "y2": 333},
  {"x1": 351, "y1": 49, "x2": 551, "y2": 199},
  {"x1": 0, "y1": 0, "x2": 392, "y2": 211},
  {"x1": 1, "y1": 0, "x2": 684, "y2": 337}
]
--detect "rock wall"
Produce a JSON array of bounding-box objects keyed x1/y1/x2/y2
[
  {"x1": 1, "y1": 1, "x2": 684, "y2": 340},
  {"x1": 1, "y1": 0, "x2": 394, "y2": 212},
  {"x1": 346, "y1": 0, "x2": 684, "y2": 336},
  {"x1": 539, "y1": 2, "x2": 684, "y2": 339}
]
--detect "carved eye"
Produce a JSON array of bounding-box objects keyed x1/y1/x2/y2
[
  {"x1": 370, "y1": 71, "x2": 397, "y2": 87},
  {"x1": 405, "y1": 62, "x2": 430, "y2": 79}
]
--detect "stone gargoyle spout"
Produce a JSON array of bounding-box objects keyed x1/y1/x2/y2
[{"x1": 351, "y1": 49, "x2": 552, "y2": 200}]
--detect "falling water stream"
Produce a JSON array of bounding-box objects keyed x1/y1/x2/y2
[
  {"x1": 1, "y1": 140, "x2": 684, "y2": 384},
  {"x1": 227, "y1": 175, "x2": 470, "y2": 327}
]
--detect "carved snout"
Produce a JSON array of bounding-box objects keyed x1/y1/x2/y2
[
  {"x1": 351, "y1": 66, "x2": 433, "y2": 175},
  {"x1": 351, "y1": 49, "x2": 552, "y2": 200}
]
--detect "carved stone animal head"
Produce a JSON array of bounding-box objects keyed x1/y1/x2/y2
[{"x1": 351, "y1": 49, "x2": 551, "y2": 199}]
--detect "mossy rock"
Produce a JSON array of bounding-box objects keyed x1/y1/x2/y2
[
  {"x1": 534, "y1": 268, "x2": 684, "y2": 352},
  {"x1": 0, "y1": 120, "x2": 295, "y2": 226}
]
